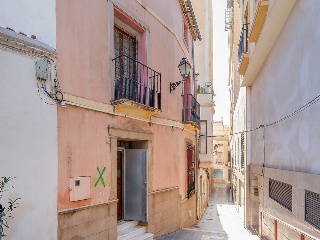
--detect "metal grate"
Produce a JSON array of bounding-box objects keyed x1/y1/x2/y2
[
  {"x1": 305, "y1": 190, "x2": 320, "y2": 229},
  {"x1": 187, "y1": 144, "x2": 195, "y2": 199},
  {"x1": 240, "y1": 133, "x2": 244, "y2": 169},
  {"x1": 269, "y1": 179, "x2": 292, "y2": 211},
  {"x1": 182, "y1": 94, "x2": 200, "y2": 128},
  {"x1": 238, "y1": 24, "x2": 249, "y2": 61}
]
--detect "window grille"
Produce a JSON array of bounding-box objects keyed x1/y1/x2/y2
[
  {"x1": 240, "y1": 133, "x2": 245, "y2": 169},
  {"x1": 237, "y1": 138, "x2": 240, "y2": 167},
  {"x1": 269, "y1": 179, "x2": 292, "y2": 211},
  {"x1": 305, "y1": 190, "x2": 320, "y2": 229},
  {"x1": 187, "y1": 144, "x2": 195, "y2": 198},
  {"x1": 114, "y1": 26, "x2": 137, "y2": 59}
]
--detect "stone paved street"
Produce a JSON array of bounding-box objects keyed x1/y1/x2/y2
[{"x1": 156, "y1": 183, "x2": 260, "y2": 240}]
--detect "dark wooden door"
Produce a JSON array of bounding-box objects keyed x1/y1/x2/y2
[{"x1": 117, "y1": 150, "x2": 123, "y2": 221}]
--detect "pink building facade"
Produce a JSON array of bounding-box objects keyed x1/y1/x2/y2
[{"x1": 56, "y1": 0, "x2": 201, "y2": 239}]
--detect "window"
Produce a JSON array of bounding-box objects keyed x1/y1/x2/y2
[
  {"x1": 213, "y1": 169, "x2": 224, "y2": 180},
  {"x1": 112, "y1": 7, "x2": 161, "y2": 109},
  {"x1": 187, "y1": 143, "x2": 195, "y2": 198},
  {"x1": 114, "y1": 26, "x2": 138, "y2": 102},
  {"x1": 305, "y1": 190, "x2": 320, "y2": 229},
  {"x1": 269, "y1": 179, "x2": 292, "y2": 211},
  {"x1": 237, "y1": 138, "x2": 240, "y2": 168},
  {"x1": 240, "y1": 132, "x2": 245, "y2": 169}
]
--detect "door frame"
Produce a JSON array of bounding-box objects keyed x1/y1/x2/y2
[
  {"x1": 117, "y1": 147, "x2": 125, "y2": 221},
  {"x1": 108, "y1": 124, "x2": 153, "y2": 224}
]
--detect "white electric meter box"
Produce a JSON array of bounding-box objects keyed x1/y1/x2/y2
[
  {"x1": 35, "y1": 58, "x2": 49, "y2": 80},
  {"x1": 70, "y1": 177, "x2": 91, "y2": 202}
]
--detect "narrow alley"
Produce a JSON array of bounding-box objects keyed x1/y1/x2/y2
[{"x1": 156, "y1": 183, "x2": 260, "y2": 240}]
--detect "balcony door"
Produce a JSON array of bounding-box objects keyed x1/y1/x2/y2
[{"x1": 114, "y1": 26, "x2": 139, "y2": 102}]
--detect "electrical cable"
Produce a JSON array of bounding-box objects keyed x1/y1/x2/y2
[
  {"x1": 202, "y1": 93, "x2": 320, "y2": 138},
  {"x1": 37, "y1": 86, "x2": 56, "y2": 106},
  {"x1": 36, "y1": 58, "x2": 64, "y2": 105}
]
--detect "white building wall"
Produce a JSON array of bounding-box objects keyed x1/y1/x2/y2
[
  {"x1": 0, "y1": 1, "x2": 57, "y2": 237},
  {"x1": 0, "y1": 49, "x2": 57, "y2": 240},
  {"x1": 0, "y1": 0, "x2": 56, "y2": 48},
  {"x1": 199, "y1": 105, "x2": 213, "y2": 162},
  {"x1": 233, "y1": 87, "x2": 246, "y2": 172},
  {"x1": 251, "y1": 0, "x2": 320, "y2": 174}
]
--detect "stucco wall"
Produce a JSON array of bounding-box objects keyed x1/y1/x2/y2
[
  {"x1": 251, "y1": 0, "x2": 320, "y2": 173},
  {"x1": 0, "y1": 0, "x2": 56, "y2": 48},
  {"x1": 56, "y1": 0, "x2": 193, "y2": 123},
  {"x1": 0, "y1": 50, "x2": 57, "y2": 239},
  {"x1": 56, "y1": 0, "x2": 109, "y2": 104},
  {"x1": 58, "y1": 105, "x2": 195, "y2": 209}
]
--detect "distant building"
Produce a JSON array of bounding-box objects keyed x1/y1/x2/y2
[
  {"x1": 212, "y1": 120, "x2": 230, "y2": 184},
  {"x1": 193, "y1": 0, "x2": 215, "y2": 218}
]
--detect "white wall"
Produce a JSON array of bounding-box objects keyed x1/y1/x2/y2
[
  {"x1": 251, "y1": 0, "x2": 320, "y2": 174},
  {"x1": 0, "y1": 0, "x2": 56, "y2": 48},
  {"x1": 199, "y1": 105, "x2": 213, "y2": 162},
  {"x1": 232, "y1": 87, "x2": 246, "y2": 169},
  {"x1": 0, "y1": 50, "x2": 57, "y2": 240}
]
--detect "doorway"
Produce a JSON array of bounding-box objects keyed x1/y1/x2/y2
[
  {"x1": 117, "y1": 141, "x2": 148, "y2": 222},
  {"x1": 117, "y1": 148, "x2": 124, "y2": 221}
]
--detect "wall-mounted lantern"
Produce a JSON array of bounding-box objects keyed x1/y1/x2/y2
[{"x1": 170, "y1": 58, "x2": 191, "y2": 93}]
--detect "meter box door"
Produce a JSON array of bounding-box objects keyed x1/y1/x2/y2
[{"x1": 70, "y1": 177, "x2": 91, "y2": 202}]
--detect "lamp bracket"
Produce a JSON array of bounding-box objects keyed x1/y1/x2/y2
[{"x1": 170, "y1": 81, "x2": 182, "y2": 93}]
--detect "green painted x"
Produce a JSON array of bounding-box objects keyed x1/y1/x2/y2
[{"x1": 94, "y1": 166, "x2": 106, "y2": 187}]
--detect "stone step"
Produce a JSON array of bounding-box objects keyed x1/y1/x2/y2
[
  {"x1": 131, "y1": 233, "x2": 154, "y2": 240},
  {"x1": 117, "y1": 220, "x2": 139, "y2": 233},
  {"x1": 117, "y1": 226, "x2": 146, "y2": 240}
]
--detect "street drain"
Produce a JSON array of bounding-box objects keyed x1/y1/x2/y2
[{"x1": 206, "y1": 218, "x2": 214, "y2": 220}]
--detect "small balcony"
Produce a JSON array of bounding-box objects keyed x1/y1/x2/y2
[
  {"x1": 182, "y1": 94, "x2": 200, "y2": 130},
  {"x1": 112, "y1": 55, "x2": 161, "y2": 119},
  {"x1": 197, "y1": 82, "x2": 213, "y2": 94},
  {"x1": 248, "y1": 0, "x2": 269, "y2": 42},
  {"x1": 237, "y1": 24, "x2": 249, "y2": 75}
]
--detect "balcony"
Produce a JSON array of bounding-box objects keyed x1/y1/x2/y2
[
  {"x1": 197, "y1": 82, "x2": 213, "y2": 94},
  {"x1": 237, "y1": 24, "x2": 249, "y2": 75},
  {"x1": 182, "y1": 94, "x2": 200, "y2": 131},
  {"x1": 248, "y1": 0, "x2": 269, "y2": 42},
  {"x1": 112, "y1": 55, "x2": 161, "y2": 119}
]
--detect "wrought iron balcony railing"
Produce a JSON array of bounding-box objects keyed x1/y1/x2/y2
[
  {"x1": 182, "y1": 94, "x2": 200, "y2": 127},
  {"x1": 113, "y1": 55, "x2": 161, "y2": 109},
  {"x1": 238, "y1": 23, "x2": 249, "y2": 62}
]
